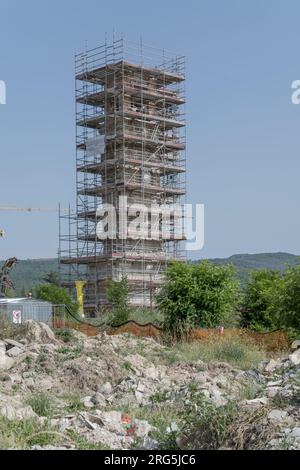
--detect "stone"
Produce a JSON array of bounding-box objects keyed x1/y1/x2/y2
[
  {"x1": 135, "y1": 419, "x2": 152, "y2": 438},
  {"x1": 0, "y1": 350, "x2": 14, "y2": 371},
  {"x1": 266, "y1": 387, "x2": 281, "y2": 398},
  {"x1": 6, "y1": 346, "x2": 23, "y2": 358},
  {"x1": 81, "y1": 397, "x2": 94, "y2": 409},
  {"x1": 267, "y1": 380, "x2": 282, "y2": 387},
  {"x1": 99, "y1": 411, "x2": 123, "y2": 434},
  {"x1": 98, "y1": 382, "x2": 112, "y2": 395},
  {"x1": 243, "y1": 397, "x2": 268, "y2": 408},
  {"x1": 167, "y1": 422, "x2": 179, "y2": 433},
  {"x1": 268, "y1": 410, "x2": 288, "y2": 423},
  {"x1": 291, "y1": 340, "x2": 300, "y2": 350},
  {"x1": 91, "y1": 393, "x2": 107, "y2": 406},
  {"x1": 0, "y1": 341, "x2": 6, "y2": 352},
  {"x1": 265, "y1": 359, "x2": 281, "y2": 372},
  {"x1": 24, "y1": 378, "x2": 35, "y2": 389},
  {"x1": 289, "y1": 428, "x2": 300, "y2": 439},
  {"x1": 24, "y1": 321, "x2": 57, "y2": 344},
  {"x1": 0, "y1": 404, "x2": 37, "y2": 421},
  {"x1": 4, "y1": 339, "x2": 24, "y2": 349},
  {"x1": 289, "y1": 350, "x2": 300, "y2": 366},
  {"x1": 141, "y1": 437, "x2": 159, "y2": 450}
]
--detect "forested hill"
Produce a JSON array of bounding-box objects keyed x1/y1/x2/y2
[{"x1": 0, "y1": 252, "x2": 299, "y2": 295}]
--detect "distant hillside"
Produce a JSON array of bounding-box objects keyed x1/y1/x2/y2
[
  {"x1": 0, "y1": 258, "x2": 59, "y2": 295},
  {"x1": 207, "y1": 252, "x2": 300, "y2": 286},
  {"x1": 0, "y1": 252, "x2": 299, "y2": 295}
]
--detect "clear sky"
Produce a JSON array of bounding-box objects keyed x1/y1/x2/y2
[{"x1": 0, "y1": 0, "x2": 299, "y2": 260}]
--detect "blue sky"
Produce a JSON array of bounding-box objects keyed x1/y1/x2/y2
[{"x1": 0, "y1": 0, "x2": 300, "y2": 260}]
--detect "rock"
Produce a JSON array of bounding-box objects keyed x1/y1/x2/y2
[
  {"x1": 0, "y1": 404, "x2": 37, "y2": 421},
  {"x1": 91, "y1": 393, "x2": 107, "y2": 407},
  {"x1": 290, "y1": 428, "x2": 300, "y2": 439},
  {"x1": 6, "y1": 346, "x2": 23, "y2": 358},
  {"x1": 144, "y1": 367, "x2": 159, "y2": 380},
  {"x1": 266, "y1": 387, "x2": 281, "y2": 398},
  {"x1": 4, "y1": 339, "x2": 24, "y2": 349},
  {"x1": 81, "y1": 397, "x2": 94, "y2": 409},
  {"x1": 32, "y1": 445, "x2": 75, "y2": 451},
  {"x1": 0, "y1": 350, "x2": 14, "y2": 371},
  {"x1": 99, "y1": 411, "x2": 123, "y2": 434},
  {"x1": 289, "y1": 350, "x2": 300, "y2": 366},
  {"x1": 265, "y1": 359, "x2": 281, "y2": 372},
  {"x1": 268, "y1": 410, "x2": 288, "y2": 423},
  {"x1": 291, "y1": 340, "x2": 300, "y2": 350},
  {"x1": 167, "y1": 422, "x2": 179, "y2": 433},
  {"x1": 243, "y1": 397, "x2": 268, "y2": 408},
  {"x1": 135, "y1": 419, "x2": 153, "y2": 438},
  {"x1": 141, "y1": 437, "x2": 159, "y2": 450},
  {"x1": 98, "y1": 382, "x2": 112, "y2": 395},
  {"x1": 0, "y1": 341, "x2": 6, "y2": 352},
  {"x1": 24, "y1": 321, "x2": 57, "y2": 344},
  {"x1": 24, "y1": 378, "x2": 35, "y2": 389},
  {"x1": 267, "y1": 380, "x2": 282, "y2": 387}
]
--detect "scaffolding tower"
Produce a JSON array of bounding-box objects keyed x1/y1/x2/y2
[{"x1": 59, "y1": 37, "x2": 186, "y2": 314}]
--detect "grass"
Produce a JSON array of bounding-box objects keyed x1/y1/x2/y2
[
  {"x1": 128, "y1": 308, "x2": 164, "y2": 326},
  {"x1": 54, "y1": 328, "x2": 76, "y2": 343},
  {"x1": 66, "y1": 429, "x2": 109, "y2": 450},
  {"x1": 0, "y1": 315, "x2": 27, "y2": 341},
  {"x1": 0, "y1": 416, "x2": 60, "y2": 449},
  {"x1": 169, "y1": 338, "x2": 266, "y2": 369},
  {"x1": 26, "y1": 392, "x2": 55, "y2": 417},
  {"x1": 63, "y1": 393, "x2": 85, "y2": 413}
]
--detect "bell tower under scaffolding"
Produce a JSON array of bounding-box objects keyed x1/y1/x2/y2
[{"x1": 59, "y1": 37, "x2": 186, "y2": 314}]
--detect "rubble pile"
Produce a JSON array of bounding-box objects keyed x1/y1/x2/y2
[{"x1": 0, "y1": 321, "x2": 299, "y2": 450}]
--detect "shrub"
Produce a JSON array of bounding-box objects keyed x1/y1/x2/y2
[
  {"x1": 27, "y1": 392, "x2": 54, "y2": 417},
  {"x1": 106, "y1": 277, "x2": 130, "y2": 326},
  {"x1": 35, "y1": 284, "x2": 78, "y2": 315},
  {"x1": 180, "y1": 395, "x2": 239, "y2": 450},
  {"x1": 241, "y1": 269, "x2": 283, "y2": 331},
  {"x1": 157, "y1": 261, "x2": 241, "y2": 335},
  {"x1": 276, "y1": 265, "x2": 300, "y2": 333}
]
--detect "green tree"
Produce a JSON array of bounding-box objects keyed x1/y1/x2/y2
[
  {"x1": 241, "y1": 269, "x2": 283, "y2": 331},
  {"x1": 42, "y1": 271, "x2": 60, "y2": 286},
  {"x1": 157, "y1": 261, "x2": 241, "y2": 335},
  {"x1": 276, "y1": 265, "x2": 300, "y2": 333},
  {"x1": 35, "y1": 284, "x2": 78, "y2": 314},
  {"x1": 106, "y1": 277, "x2": 129, "y2": 326}
]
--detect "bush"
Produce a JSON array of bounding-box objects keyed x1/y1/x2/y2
[
  {"x1": 35, "y1": 284, "x2": 78, "y2": 314},
  {"x1": 106, "y1": 277, "x2": 130, "y2": 326},
  {"x1": 27, "y1": 392, "x2": 54, "y2": 417},
  {"x1": 276, "y1": 265, "x2": 300, "y2": 333},
  {"x1": 241, "y1": 269, "x2": 283, "y2": 331},
  {"x1": 156, "y1": 261, "x2": 241, "y2": 335}
]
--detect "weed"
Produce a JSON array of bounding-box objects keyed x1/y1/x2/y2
[
  {"x1": 27, "y1": 392, "x2": 54, "y2": 417},
  {"x1": 55, "y1": 329, "x2": 75, "y2": 344}
]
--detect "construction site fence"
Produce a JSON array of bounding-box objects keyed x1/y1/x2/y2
[{"x1": 52, "y1": 317, "x2": 290, "y2": 352}]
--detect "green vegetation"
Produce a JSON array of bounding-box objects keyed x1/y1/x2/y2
[
  {"x1": 157, "y1": 261, "x2": 241, "y2": 335},
  {"x1": 168, "y1": 338, "x2": 265, "y2": 370},
  {"x1": 240, "y1": 264, "x2": 300, "y2": 335},
  {"x1": 106, "y1": 277, "x2": 130, "y2": 326},
  {"x1": 3, "y1": 253, "x2": 298, "y2": 298},
  {"x1": 54, "y1": 328, "x2": 76, "y2": 343},
  {"x1": 0, "y1": 416, "x2": 61, "y2": 449},
  {"x1": 0, "y1": 315, "x2": 27, "y2": 341},
  {"x1": 26, "y1": 392, "x2": 55, "y2": 418},
  {"x1": 35, "y1": 284, "x2": 78, "y2": 314},
  {"x1": 241, "y1": 269, "x2": 283, "y2": 331}
]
